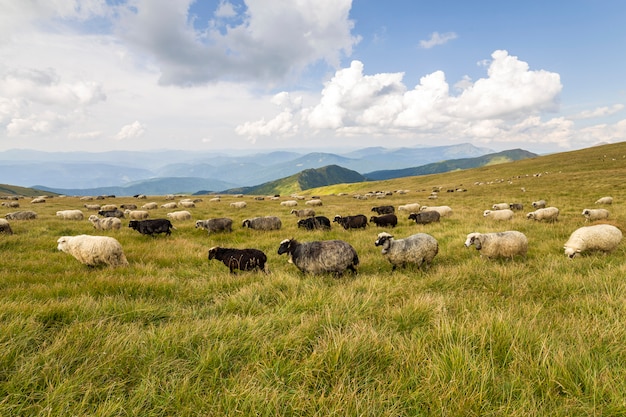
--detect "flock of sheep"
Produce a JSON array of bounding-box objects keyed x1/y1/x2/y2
[{"x1": 2, "y1": 191, "x2": 623, "y2": 275}]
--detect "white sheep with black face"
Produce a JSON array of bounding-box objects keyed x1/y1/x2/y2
[
  {"x1": 374, "y1": 232, "x2": 438, "y2": 271},
  {"x1": 464, "y1": 231, "x2": 528, "y2": 260},
  {"x1": 57, "y1": 235, "x2": 128, "y2": 267},
  {"x1": 582, "y1": 208, "x2": 609, "y2": 222},
  {"x1": 563, "y1": 224, "x2": 622, "y2": 258}
]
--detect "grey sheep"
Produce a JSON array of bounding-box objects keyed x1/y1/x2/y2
[
  {"x1": 408, "y1": 211, "x2": 440, "y2": 225},
  {"x1": 374, "y1": 232, "x2": 438, "y2": 271},
  {"x1": 526, "y1": 207, "x2": 559, "y2": 222},
  {"x1": 5, "y1": 211, "x2": 37, "y2": 220},
  {"x1": 582, "y1": 208, "x2": 609, "y2": 222},
  {"x1": 464, "y1": 231, "x2": 528, "y2": 260},
  {"x1": 0, "y1": 219, "x2": 13, "y2": 235},
  {"x1": 195, "y1": 218, "x2": 233, "y2": 234},
  {"x1": 531, "y1": 200, "x2": 547, "y2": 209},
  {"x1": 291, "y1": 208, "x2": 315, "y2": 217},
  {"x1": 277, "y1": 238, "x2": 359, "y2": 275},
  {"x1": 563, "y1": 224, "x2": 622, "y2": 258},
  {"x1": 242, "y1": 216, "x2": 282, "y2": 231}
]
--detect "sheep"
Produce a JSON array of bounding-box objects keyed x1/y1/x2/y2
[
  {"x1": 419, "y1": 205, "x2": 453, "y2": 217},
  {"x1": 230, "y1": 201, "x2": 247, "y2": 209},
  {"x1": 100, "y1": 204, "x2": 118, "y2": 212},
  {"x1": 374, "y1": 232, "x2": 438, "y2": 271},
  {"x1": 88, "y1": 215, "x2": 122, "y2": 231},
  {"x1": 291, "y1": 208, "x2": 315, "y2": 218},
  {"x1": 178, "y1": 201, "x2": 195, "y2": 208},
  {"x1": 30, "y1": 197, "x2": 46, "y2": 204},
  {"x1": 408, "y1": 211, "x2": 440, "y2": 225},
  {"x1": 333, "y1": 214, "x2": 368, "y2": 230},
  {"x1": 277, "y1": 238, "x2": 359, "y2": 275},
  {"x1": 371, "y1": 205, "x2": 395, "y2": 215},
  {"x1": 0, "y1": 219, "x2": 13, "y2": 235},
  {"x1": 124, "y1": 209, "x2": 150, "y2": 220},
  {"x1": 98, "y1": 209, "x2": 124, "y2": 218},
  {"x1": 161, "y1": 202, "x2": 178, "y2": 209},
  {"x1": 563, "y1": 224, "x2": 622, "y2": 258},
  {"x1": 5, "y1": 211, "x2": 37, "y2": 220},
  {"x1": 369, "y1": 214, "x2": 398, "y2": 228},
  {"x1": 208, "y1": 246, "x2": 268, "y2": 273},
  {"x1": 280, "y1": 200, "x2": 298, "y2": 207},
  {"x1": 142, "y1": 202, "x2": 158, "y2": 210},
  {"x1": 209, "y1": 197, "x2": 221, "y2": 202},
  {"x1": 509, "y1": 203, "x2": 524, "y2": 211},
  {"x1": 595, "y1": 196, "x2": 613, "y2": 205},
  {"x1": 464, "y1": 231, "x2": 528, "y2": 260},
  {"x1": 492, "y1": 203, "x2": 509, "y2": 210},
  {"x1": 166, "y1": 210, "x2": 192, "y2": 221},
  {"x1": 83, "y1": 204, "x2": 101, "y2": 211},
  {"x1": 305, "y1": 199, "x2": 323, "y2": 207},
  {"x1": 196, "y1": 218, "x2": 233, "y2": 234},
  {"x1": 582, "y1": 208, "x2": 610, "y2": 222},
  {"x1": 129, "y1": 219, "x2": 175, "y2": 236},
  {"x1": 483, "y1": 209, "x2": 514, "y2": 221},
  {"x1": 242, "y1": 216, "x2": 282, "y2": 231},
  {"x1": 120, "y1": 204, "x2": 137, "y2": 210},
  {"x1": 1, "y1": 201, "x2": 19, "y2": 208},
  {"x1": 531, "y1": 200, "x2": 546, "y2": 209},
  {"x1": 57, "y1": 235, "x2": 129, "y2": 267},
  {"x1": 56, "y1": 209, "x2": 84, "y2": 220},
  {"x1": 398, "y1": 203, "x2": 421, "y2": 213},
  {"x1": 297, "y1": 216, "x2": 331, "y2": 230},
  {"x1": 526, "y1": 207, "x2": 559, "y2": 222}
]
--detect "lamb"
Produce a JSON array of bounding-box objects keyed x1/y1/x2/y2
[
  {"x1": 230, "y1": 201, "x2": 247, "y2": 209},
  {"x1": 166, "y1": 210, "x2": 192, "y2": 221},
  {"x1": 595, "y1": 196, "x2": 613, "y2": 205},
  {"x1": 492, "y1": 203, "x2": 510, "y2": 210},
  {"x1": 242, "y1": 216, "x2": 282, "y2": 231},
  {"x1": 195, "y1": 218, "x2": 233, "y2": 234},
  {"x1": 526, "y1": 207, "x2": 559, "y2": 222},
  {"x1": 564, "y1": 224, "x2": 622, "y2": 258},
  {"x1": 280, "y1": 200, "x2": 298, "y2": 207},
  {"x1": 483, "y1": 209, "x2": 514, "y2": 221},
  {"x1": 277, "y1": 238, "x2": 359, "y2": 275},
  {"x1": 291, "y1": 208, "x2": 315, "y2": 218},
  {"x1": 56, "y1": 209, "x2": 84, "y2": 220},
  {"x1": 124, "y1": 209, "x2": 150, "y2": 220},
  {"x1": 208, "y1": 246, "x2": 268, "y2": 273},
  {"x1": 57, "y1": 235, "x2": 129, "y2": 267},
  {"x1": 305, "y1": 199, "x2": 323, "y2": 207},
  {"x1": 582, "y1": 208, "x2": 610, "y2": 222},
  {"x1": 374, "y1": 232, "x2": 438, "y2": 271},
  {"x1": 464, "y1": 231, "x2": 528, "y2": 260},
  {"x1": 141, "y1": 202, "x2": 158, "y2": 210},
  {"x1": 532, "y1": 200, "x2": 547, "y2": 209},
  {"x1": 0, "y1": 219, "x2": 13, "y2": 235},
  {"x1": 408, "y1": 211, "x2": 440, "y2": 225},
  {"x1": 398, "y1": 203, "x2": 421, "y2": 213},
  {"x1": 419, "y1": 205, "x2": 453, "y2": 217},
  {"x1": 88, "y1": 215, "x2": 122, "y2": 231},
  {"x1": 5, "y1": 211, "x2": 37, "y2": 220},
  {"x1": 369, "y1": 214, "x2": 398, "y2": 228}
]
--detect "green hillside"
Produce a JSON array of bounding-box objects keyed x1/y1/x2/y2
[{"x1": 0, "y1": 183, "x2": 59, "y2": 197}]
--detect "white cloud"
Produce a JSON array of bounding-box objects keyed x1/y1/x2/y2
[
  {"x1": 419, "y1": 31, "x2": 458, "y2": 49},
  {"x1": 572, "y1": 104, "x2": 624, "y2": 120},
  {"x1": 114, "y1": 121, "x2": 146, "y2": 141}
]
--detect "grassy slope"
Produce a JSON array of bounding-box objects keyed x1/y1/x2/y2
[{"x1": 1, "y1": 142, "x2": 626, "y2": 416}]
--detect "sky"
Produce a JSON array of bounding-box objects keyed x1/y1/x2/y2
[{"x1": 0, "y1": 0, "x2": 625, "y2": 155}]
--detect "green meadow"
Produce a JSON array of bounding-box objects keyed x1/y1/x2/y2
[{"x1": 1, "y1": 142, "x2": 626, "y2": 416}]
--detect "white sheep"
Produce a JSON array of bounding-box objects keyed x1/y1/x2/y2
[
  {"x1": 419, "y1": 205, "x2": 453, "y2": 217},
  {"x1": 483, "y1": 209, "x2": 514, "y2": 221},
  {"x1": 179, "y1": 201, "x2": 196, "y2": 208},
  {"x1": 142, "y1": 202, "x2": 158, "y2": 210},
  {"x1": 161, "y1": 202, "x2": 178, "y2": 209},
  {"x1": 398, "y1": 203, "x2": 421, "y2": 212},
  {"x1": 30, "y1": 197, "x2": 46, "y2": 204},
  {"x1": 563, "y1": 224, "x2": 622, "y2": 258},
  {"x1": 166, "y1": 210, "x2": 192, "y2": 221},
  {"x1": 230, "y1": 201, "x2": 247, "y2": 209},
  {"x1": 531, "y1": 200, "x2": 546, "y2": 209},
  {"x1": 464, "y1": 231, "x2": 528, "y2": 259},
  {"x1": 124, "y1": 209, "x2": 150, "y2": 220},
  {"x1": 526, "y1": 207, "x2": 559, "y2": 222},
  {"x1": 56, "y1": 209, "x2": 84, "y2": 220},
  {"x1": 280, "y1": 200, "x2": 298, "y2": 207},
  {"x1": 374, "y1": 232, "x2": 438, "y2": 271},
  {"x1": 0, "y1": 219, "x2": 13, "y2": 235},
  {"x1": 57, "y1": 235, "x2": 129, "y2": 267},
  {"x1": 492, "y1": 203, "x2": 510, "y2": 210},
  {"x1": 88, "y1": 215, "x2": 122, "y2": 231},
  {"x1": 582, "y1": 208, "x2": 609, "y2": 222},
  {"x1": 100, "y1": 204, "x2": 118, "y2": 212},
  {"x1": 595, "y1": 196, "x2": 613, "y2": 205},
  {"x1": 305, "y1": 199, "x2": 323, "y2": 206}
]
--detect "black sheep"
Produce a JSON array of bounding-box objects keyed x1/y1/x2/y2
[
  {"x1": 333, "y1": 214, "x2": 368, "y2": 230},
  {"x1": 208, "y1": 246, "x2": 268, "y2": 273},
  {"x1": 408, "y1": 211, "x2": 440, "y2": 225},
  {"x1": 371, "y1": 205, "x2": 395, "y2": 215},
  {"x1": 297, "y1": 216, "x2": 331, "y2": 230},
  {"x1": 128, "y1": 219, "x2": 175, "y2": 236},
  {"x1": 369, "y1": 214, "x2": 398, "y2": 227}
]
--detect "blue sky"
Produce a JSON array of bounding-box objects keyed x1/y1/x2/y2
[{"x1": 0, "y1": 0, "x2": 624, "y2": 154}]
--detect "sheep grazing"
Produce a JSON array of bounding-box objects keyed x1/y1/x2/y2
[
  {"x1": 161, "y1": 202, "x2": 178, "y2": 209},
  {"x1": 179, "y1": 201, "x2": 196, "y2": 208},
  {"x1": 195, "y1": 218, "x2": 233, "y2": 234},
  {"x1": 582, "y1": 208, "x2": 610, "y2": 222},
  {"x1": 483, "y1": 209, "x2": 514, "y2": 221},
  {"x1": 242, "y1": 216, "x2": 282, "y2": 231},
  {"x1": 464, "y1": 231, "x2": 528, "y2": 260},
  {"x1": 124, "y1": 209, "x2": 149, "y2": 220},
  {"x1": 120, "y1": 204, "x2": 137, "y2": 210},
  {"x1": 333, "y1": 214, "x2": 368, "y2": 230},
  {"x1": 408, "y1": 211, "x2": 440, "y2": 225},
  {"x1": 57, "y1": 235, "x2": 129, "y2": 267},
  {"x1": 297, "y1": 216, "x2": 331, "y2": 230},
  {"x1": 230, "y1": 201, "x2": 247, "y2": 209},
  {"x1": 100, "y1": 204, "x2": 118, "y2": 212},
  {"x1": 280, "y1": 200, "x2": 298, "y2": 207},
  {"x1": 30, "y1": 197, "x2": 46, "y2": 204},
  {"x1": 371, "y1": 205, "x2": 395, "y2": 215},
  {"x1": 305, "y1": 199, "x2": 323, "y2": 207},
  {"x1": 98, "y1": 209, "x2": 124, "y2": 218},
  {"x1": 509, "y1": 203, "x2": 524, "y2": 211},
  {"x1": 277, "y1": 238, "x2": 359, "y2": 275},
  {"x1": 142, "y1": 202, "x2": 158, "y2": 210},
  {"x1": 128, "y1": 219, "x2": 175, "y2": 236},
  {"x1": 374, "y1": 232, "x2": 438, "y2": 271},
  {"x1": 208, "y1": 246, "x2": 268, "y2": 273},
  {"x1": 5, "y1": 211, "x2": 37, "y2": 220},
  {"x1": 166, "y1": 210, "x2": 192, "y2": 221},
  {"x1": 369, "y1": 214, "x2": 398, "y2": 228},
  {"x1": 595, "y1": 196, "x2": 613, "y2": 205},
  {"x1": 56, "y1": 209, "x2": 85, "y2": 220},
  {"x1": 419, "y1": 205, "x2": 453, "y2": 217},
  {"x1": 398, "y1": 203, "x2": 421, "y2": 213},
  {"x1": 531, "y1": 200, "x2": 547, "y2": 209},
  {"x1": 83, "y1": 204, "x2": 101, "y2": 211},
  {"x1": 526, "y1": 207, "x2": 559, "y2": 222},
  {"x1": 291, "y1": 208, "x2": 315, "y2": 218},
  {"x1": 0, "y1": 219, "x2": 13, "y2": 235},
  {"x1": 563, "y1": 224, "x2": 622, "y2": 258},
  {"x1": 492, "y1": 203, "x2": 509, "y2": 210},
  {"x1": 88, "y1": 215, "x2": 122, "y2": 231}
]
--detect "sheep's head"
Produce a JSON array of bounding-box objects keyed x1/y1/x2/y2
[
  {"x1": 483, "y1": 210, "x2": 491, "y2": 217},
  {"x1": 526, "y1": 212, "x2": 535, "y2": 220},
  {"x1": 333, "y1": 215, "x2": 342, "y2": 222},
  {"x1": 57, "y1": 236, "x2": 70, "y2": 252},
  {"x1": 375, "y1": 232, "x2": 393, "y2": 253},
  {"x1": 564, "y1": 246, "x2": 579, "y2": 259},
  {"x1": 464, "y1": 233, "x2": 481, "y2": 249},
  {"x1": 582, "y1": 209, "x2": 590, "y2": 216},
  {"x1": 278, "y1": 238, "x2": 295, "y2": 256},
  {"x1": 208, "y1": 246, "x2": 220, "y2": 260}
]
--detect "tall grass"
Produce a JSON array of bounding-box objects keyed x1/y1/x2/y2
[{"x1": 1, "y1": 142, "x2": 626, "y2": 415}]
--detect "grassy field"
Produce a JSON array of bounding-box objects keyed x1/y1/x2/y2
[{"x1": 1, "y1": 142, "x2": 626, "y2": 416}]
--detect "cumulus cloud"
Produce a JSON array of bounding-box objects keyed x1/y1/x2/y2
[
  {"x1": 572, "y1": 104, "x2": 624, "y2": 120},
  {"x1": 114, "y1": 121, "x2": 146, "y2": 141},
  {"x1": 419, "y1": 31, "x2": 458, "y2": 49}
]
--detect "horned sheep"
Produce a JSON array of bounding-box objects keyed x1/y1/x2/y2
[
  {"x1": 56, "y1": 209, "x2": 84, "y2": 220},
  {"x1": 208, "y1": 246, "x2": 268, "y2": 273},
  {"x1": 57, "y1": 235, "x2": 129, "y2": 267},
  {"x1": 242, "y1": 216, "x2": 282, "y2": 231},
  {"x1": 374, "y1": 232, "x2": 438, "y2": 271},
  {"x1": 582, "y1": 208, "x2": 609, "y2": 222},
  {"x1": 563, "y1": 224, "x2": 622, "y2": 258},
  {"x1": 277, "y1": 238, "x2": 359, "y2": 275},
  {"x1": 88, "y1": 215, "x2": 122, "y2": 231},
  {"x1": 526, "y1": 207, "x2": 559, "y2": 222},
  {"x1": 195, "y1": 218, "x2": 233, "y2": 234},
  {"x1": 464, "y1": 231, "x2": 528, "y2": 259},
  {"x1": 483, "y1": 209, "x2": 514, "y2": 221}
]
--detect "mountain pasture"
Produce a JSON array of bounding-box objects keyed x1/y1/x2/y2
[{"x1": 1, "y1": 143, "x2": 626, "y2": 415}]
